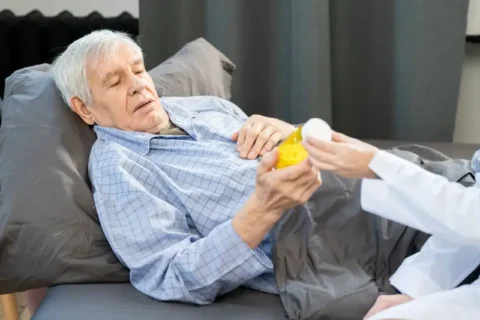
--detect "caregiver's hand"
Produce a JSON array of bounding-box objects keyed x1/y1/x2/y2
[
  {"x1": 232, "y1": 115, "x2": 295, "y2": 159},
  {"x1": 363, "y1": 294, "x2": 413, "y2": 319},
  {"x1": 302, "y1": 131, "x2": 379, "y2": 179}
]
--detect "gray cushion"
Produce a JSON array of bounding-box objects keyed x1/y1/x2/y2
[
  {"x1": 0, "y1": 65, "x2": 129, "y2": 293},
  {"x1": 32, "y1": 284, "x2": 285, "y2": 320},
  {"x1": 368, "y1": 140, "x2": 479, "y2": 160},
  {"x1": 149, "y1": 37, "x2": 235, "y2": 99},
  {"x1": 0, "y1": 37, "x2": 236, "y2": 294}
]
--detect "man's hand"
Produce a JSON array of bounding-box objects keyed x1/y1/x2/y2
[
  {"x1": 253, "y1": 148, "x2": 322, "y2": 212},
  {"x1": 364, "y1": 294, "x2": 413, "y2": 319},
  {"x1": 303, "y1": 131, "x2": 379, "y2": 179},
  {"x1": 232, "y1": 148, "x2": 321, "y2": 248},
  {"x1": 232, "y1": 115, "x2": 295, "y2": 160}
]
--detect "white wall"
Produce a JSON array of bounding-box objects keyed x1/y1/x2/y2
[
  {"x1": 468, "y1": 0, "x2": 480, "y2": 35},
  {"x1": 0, "y1": 0, "x2": 138, "y2": 17}
]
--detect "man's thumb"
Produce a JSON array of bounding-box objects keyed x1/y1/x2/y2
[{"x1": 257, "y1": 148, "x2": 278, "y2": 175}]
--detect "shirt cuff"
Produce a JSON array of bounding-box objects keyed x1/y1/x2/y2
[{"x1": 213, "y1": 220, "x2": 274, "y2": 273}]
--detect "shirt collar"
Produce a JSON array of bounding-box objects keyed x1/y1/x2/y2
[
  {"x1": 94, "y1": 126, "x2": 156, "y2": 156},
  {"x1": 92, "y1": 98, "x2": 196, "y2": 156}
]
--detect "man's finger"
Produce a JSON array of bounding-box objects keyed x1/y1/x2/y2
[
  {"x1": 301, "y1": 174, "x2": 322, "y2": 201},
  {"x1": 287, "y1": 166, "x2": 322, "y2": 203},
  {"x1": 236, "y1": 127, "x2": 248, "y2": 151},
  {"x1": 236, "y1": 120, "x2": 254, "y2": 150},
  {"x1": 232, "y1": 131, "x2": 239, "y2": 142},
  {"x1": 241, "y1": 123, "x2": 263, "y2": 158},
  {"x1": 273, "y1": 159, "x2": 313, "y2": 181},
  {"x1": 260, "y1": 132, "x2": 283, "y2": 156},
  {"x1": 237, "y1": 124, "x2": 248, "y2": 151},
  {"x1": 249, "y1": 127, "x2": 275, "y2": 159},
  {"x1": 257, "y1": 148, "x2": 279, "y2": 175}
]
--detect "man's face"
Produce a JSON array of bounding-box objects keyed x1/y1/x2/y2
[{"x1": 76, "y1": 44, "x2": 169, "y2": 133}]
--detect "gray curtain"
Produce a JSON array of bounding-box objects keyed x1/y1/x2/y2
[{"x1": 139, "y1": 0, "x2": 469, "y2": 142}]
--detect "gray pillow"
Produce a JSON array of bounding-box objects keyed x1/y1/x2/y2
[
  {"x1": 0, "y1": 38, "x2": 236, "y2": 294},
  {"x1": 150, "y1": 37, "x2": 235, "y2": 99}
]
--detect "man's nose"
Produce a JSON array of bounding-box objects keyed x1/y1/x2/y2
[{"x1": 128, "y1": 77, "x2": 146, "y2": 95}]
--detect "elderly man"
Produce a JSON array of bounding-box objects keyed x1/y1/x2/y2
[{"x1": 52, "y1": 30, "x2": 321, "y2": 305}]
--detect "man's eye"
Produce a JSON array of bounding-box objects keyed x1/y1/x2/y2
[
  {"x1": 110, "y1": 80, "x2": 120, "y2": 87},
  {"x1": 134, "y1": 69, "x2": 145, "y2": 74}
]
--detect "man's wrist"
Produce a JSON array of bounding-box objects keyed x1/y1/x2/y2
[
  {"x1": 232, "y1": 193, "x2": 283, "y2": 248},
  {"x1": 250, "y1": 192, "x2": 284, "y2": 217}
]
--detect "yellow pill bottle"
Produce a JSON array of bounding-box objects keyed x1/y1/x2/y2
[{"x1": 276, "y1": 118, "x2": 332, "y2": 169}]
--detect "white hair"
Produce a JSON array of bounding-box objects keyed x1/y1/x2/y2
[{"x1": 51, "y1": 29, "x2": 143, "y2": 109}]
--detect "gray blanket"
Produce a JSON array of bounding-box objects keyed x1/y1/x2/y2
[{"x1": 270, "y1": 145, "x2": 475, "y2": 320}]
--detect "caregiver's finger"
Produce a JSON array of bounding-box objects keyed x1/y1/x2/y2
[
  {"x1": 307, "y1": 157, "x2": 338, "y2": 172},
  {"x1": 304, "y1": 137, "x2": 340, "y2": 154},
  {"x1": 303, "y1": 141, "x2": 337, "y2": 164}
]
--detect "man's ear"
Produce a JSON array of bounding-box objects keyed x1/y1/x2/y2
[{"x1": 69, "y1": 96, "x2": 95, "y2": 125}]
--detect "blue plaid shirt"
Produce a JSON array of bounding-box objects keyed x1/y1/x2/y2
[{"x1": 89, "y1": 96, "x2": 278, "y2": 304}]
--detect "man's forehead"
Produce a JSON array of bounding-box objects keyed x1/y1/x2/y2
[
  {"x1": 89, "y1": 54, "x2": 144, "y2": 80},
  {"x1": 103, "y1": 56, "x2": 143, "y2": 71}
]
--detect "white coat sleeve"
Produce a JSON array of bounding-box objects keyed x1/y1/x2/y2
[{"x1": 361, "y1": 150, "x2": 480, "y2": 247}]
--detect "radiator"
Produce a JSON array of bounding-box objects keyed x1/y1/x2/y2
[{"x1": 0, "y1": 10, "x2": 139, "y2": 97}]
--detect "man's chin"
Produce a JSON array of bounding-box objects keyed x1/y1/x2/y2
[{"x1": 142, "y1": 118, "x2": 169, "y2": 134}]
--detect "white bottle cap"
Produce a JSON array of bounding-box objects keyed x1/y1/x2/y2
[{"x1": 301, "y1": 118, "x2": 332, "y2": 141}]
